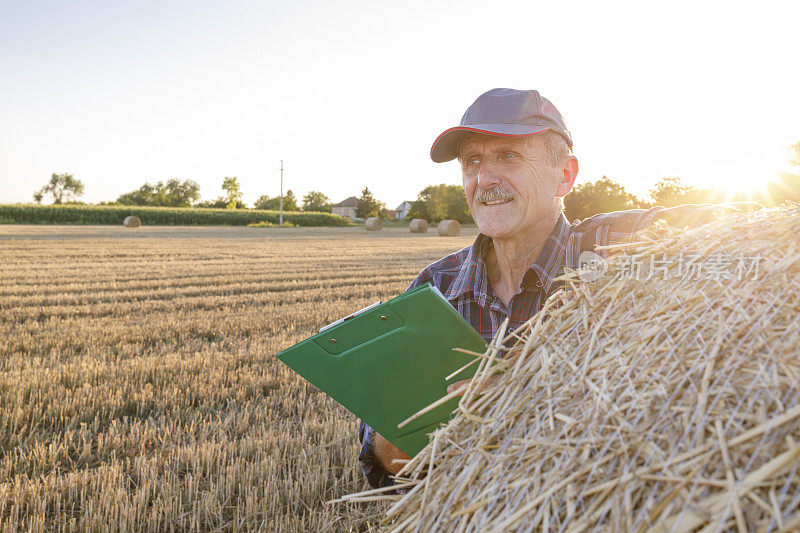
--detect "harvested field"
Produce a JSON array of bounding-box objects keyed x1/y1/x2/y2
[{"x1": 0, "y1": 225, "x2": 478, "y2": 531}]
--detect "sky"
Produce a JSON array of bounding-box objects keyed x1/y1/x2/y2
[{"x1": 1, "y1": 0, "x2": 798, "y2": 209}]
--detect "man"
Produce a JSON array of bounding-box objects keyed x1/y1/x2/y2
[{"x1": 358, "y1": 88, "x2": 724, "y2": 489}]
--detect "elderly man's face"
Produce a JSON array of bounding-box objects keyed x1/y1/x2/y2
[{"x1": 459, "y1": 134, "x2": 564, "y2": 240}]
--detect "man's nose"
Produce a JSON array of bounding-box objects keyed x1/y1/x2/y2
[{"x1": 476, "y1": 160, "x2": 503, "y2": 189}]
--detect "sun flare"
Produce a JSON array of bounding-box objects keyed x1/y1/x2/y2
[{"x1": 709, "y1": 175, "x2": 774, "y2": 204}]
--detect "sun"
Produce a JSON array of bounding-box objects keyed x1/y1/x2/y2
[{"x1": 715, "y1": 175, "x2": 772, "y2": 204}]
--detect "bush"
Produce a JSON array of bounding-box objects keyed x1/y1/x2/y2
[
  {"x1": 246, "y1": 220, "x2": 298, "y2": 228},
  {"x1": 0, "y1": 204, "x2": 350, "y2": 227}
]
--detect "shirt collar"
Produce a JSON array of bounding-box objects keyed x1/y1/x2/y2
[{"x1": 442, "y1": 211, "x2": 571, "y2": 304}]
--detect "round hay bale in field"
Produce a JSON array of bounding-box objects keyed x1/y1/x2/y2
[
  {"x1": 365, "y1": 217, "x2": 382, "y2": 231},
  {"x1": 123, "y1": 216, "x2": 141, "y2": 228},
  {"x1": 437, "y1": 219, "x2": 460, "y2": 236},
  {"x1": 349, "y1": 204, "x2": 800, "y2": 532},
  {"x1": 409, "y1": 219, "x2": 428, "y2": 233}
]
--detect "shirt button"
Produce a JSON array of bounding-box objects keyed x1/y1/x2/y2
[{"x1": 536, "y1": 281, "x2": 543, "y2": 288}]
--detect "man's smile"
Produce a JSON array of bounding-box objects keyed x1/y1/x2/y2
[{"x1": 481, "y1": 198, "x2": 513, "y2": 206}]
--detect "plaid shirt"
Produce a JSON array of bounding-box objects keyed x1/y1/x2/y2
[{"x1": 358, "y1": 204, "x2": 723, "y2": 488}]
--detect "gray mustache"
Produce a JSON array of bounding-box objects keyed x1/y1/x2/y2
[{"x1": 474, "y1": 186, "x2": 515, "y2": 204}]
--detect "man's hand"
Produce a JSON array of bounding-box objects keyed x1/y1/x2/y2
[
  {"x1": 446, "y1": 374, "x2": 501, "y2": 396},
  {"x1": 374, "y1": 432, "x2": 411, "y2": 475},
  {"x1": 372, "y1": 375, "x2": 502, "y2": 477},
  {"x1": 446, "y1": 378, "x2": 471, "y2": 396}
]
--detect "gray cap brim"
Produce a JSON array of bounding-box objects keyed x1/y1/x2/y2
[{"x1": 430, "y1": 124, "x2": 552, "y2": 163}]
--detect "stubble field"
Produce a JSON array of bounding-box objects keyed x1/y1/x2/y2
[{"x1": 0, "y1": 224, "x2": 478, "y2": 532}]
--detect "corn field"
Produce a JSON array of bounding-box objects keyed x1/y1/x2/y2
[
  {"x1": 0, "y1": 224, "x2": 477, "y2": 532},
  {"x1": 0, "y1": 204, "x2": 349, "y2": 227}
]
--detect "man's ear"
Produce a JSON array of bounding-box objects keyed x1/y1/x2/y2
[{"x1": 557, "y1": 156, "x2": 579, "y2": 197}]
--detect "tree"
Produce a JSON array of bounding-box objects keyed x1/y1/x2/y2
[
  {"x1": 253, "y1": 195, "x2": 278, "y2": 210},
  {"x1": 647, "y1": 176, "x2": 726, "y2": 207},
  {"x1": 116, "y1": 179, "x2": 200, "y2": 207},
  {"x1": 564, "y1": 176, "x2": 643, "y2": 221},
  {"x1": 34, "y1": 173, "x2": 85, "y2": 204},
  {"x1": 283, "y1": 190, "x2": 299, "y2": 211},
  {"x1": 646, "y1": 143, "x2": 800, "y2": 208},
  {"x1": 302, "y1": 191, "x2": 332, "y2": 212},
  {"x1": 253, "y1": 190, "x2": 299, "y2": 211},
  {"x1": 409, "y1": 184, "x2": 472, "y2": 223},
  {"x1": 356, "y1": 188, "x2": 385, "y2": 219},
  {"x1": 221, "y1": 177, "x2": 243, "y2": 209},
  {"x1": 406, "y1": 200, "x2": 427, "y2": 221},
  {"x1": 648, "y1": 177, "x2": 693, "y2": 207}
]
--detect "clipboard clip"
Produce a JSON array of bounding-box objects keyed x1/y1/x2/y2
[{"x1": 318, "y1": 301, "x2": 383, "y2": 333}]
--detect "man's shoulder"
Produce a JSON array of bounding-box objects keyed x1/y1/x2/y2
[{"x1": 407, "y1": 244, "x2": 473, "y2": 291}]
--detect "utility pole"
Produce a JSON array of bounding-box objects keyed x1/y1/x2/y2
[{"x1": 279, "y1": 160, "x2": 284, "y2": 227}]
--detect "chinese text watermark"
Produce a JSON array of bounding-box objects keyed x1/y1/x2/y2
[{"x1": 577, "y1": 251, "x2": 763, "y2": 283}]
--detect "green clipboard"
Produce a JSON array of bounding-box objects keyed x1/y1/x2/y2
[{"x1": 275, "y1": 282, "x2": 488, "y2": 457}]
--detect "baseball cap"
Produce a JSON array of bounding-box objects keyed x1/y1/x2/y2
[{"x1": 430, "y1": 88, "x2": 573, "y2": 163}]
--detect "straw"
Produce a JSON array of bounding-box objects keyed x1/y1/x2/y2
[{"x1": 343, "y1": 203, "x2": 800, "y2": 532}]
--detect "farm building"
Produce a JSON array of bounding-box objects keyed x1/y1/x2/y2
[
  {"x1": 394, "y1": 201, "x2": 413, "y2": 219},
  {"x1": 331, "y1": 196, "x2": 358, "y2": 220}
]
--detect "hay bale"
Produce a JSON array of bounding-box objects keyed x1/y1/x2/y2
[
  {"x1": 349, "y1": 204, "x2": 800, "y2": 531},
  {"x1": 123, "y1": 216, "x2": 141, "y2": 228},
  {"x1": 437, "y1": 219, "x2": 460, "y2": 236},
  {"x1": 364, "y1": 217, "x2": 382, "y2": 231},
  {"x1": 409, "y1": 219, "x2": 428, "y2": 233}
]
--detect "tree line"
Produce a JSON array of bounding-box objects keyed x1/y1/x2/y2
[
  {"x1": 32, "y1": 175, "x2": 338, "y2": 213},
  {"x1": 564, "y1": 171, "x2": 799, "y2": 221},
  {"x1": 27, "y1": 140, "x2": 800, "y2": 222}
]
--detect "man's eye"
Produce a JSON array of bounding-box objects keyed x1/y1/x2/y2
[
  {"x1": 466, "y1": 157, "x2": 480, "y2": 166},
  {"x1": 502, "y1": 152, "x2": 517, "y2": 160}
]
